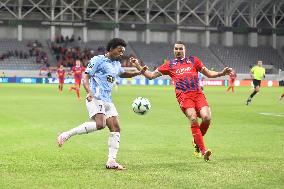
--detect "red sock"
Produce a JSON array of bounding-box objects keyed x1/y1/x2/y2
[
  {"x1": 191, "y1": 122, "x2": 206, "y2": 154},
  {"x1": 281, "y1": 93, "x2": 284, "y2": 98},
  {"x1": 76, "y1": 89, "x2": 80, "y2": 99},
  {"x1": 200, "y1": 121, "x2": 210, "y2": 136}
]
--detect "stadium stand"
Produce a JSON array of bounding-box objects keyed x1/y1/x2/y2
[
  {"x1": 0, "y1": 0, "x2": 283, "y2": 78},
  {"x1": 185, "y1": 44, "x2": 224, "y2": 71},
  {"x1": 49, "y1": 39, "x2": 137, "y2": 68},
  {"x1": 0, "y1": 39, "x2": 49, "y2": 70},
  {"x1": 1, "y1": 38, "x2": 284, "y2": 74},
  {"x1": 128, "y1": 42, "x2": 225, "y2": 70},
  {"x1": 209, "y1": 45, "x2": 284, "y2": 73},
  {"x1": 128, "y1": 42, "x2": 172, "y2": 69}
]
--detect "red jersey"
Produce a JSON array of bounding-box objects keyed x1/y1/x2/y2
[
  {"x1": 158, "y1": 56, "x2": 205, "y2": 98},
  {"x1": 229, "y1": 71, "x2": 237, "y2": 80},
  {"x1": 72, "y1": 66, "x2": 85, "y2": 79},
  {"x1": 57, "y1": 69, "x2": 65, "y2": 79}
]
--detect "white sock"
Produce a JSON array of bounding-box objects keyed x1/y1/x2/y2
[
  {"x1": 108, "y1": 132, "x2": 120, "y2": 161},
  {"x1": 67, "y1": 122, "x2": 97, "y2": 137}
]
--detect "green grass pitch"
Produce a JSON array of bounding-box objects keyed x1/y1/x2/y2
[{"x1": 0, "y1": 84, "x2": 283, "y2": 188}]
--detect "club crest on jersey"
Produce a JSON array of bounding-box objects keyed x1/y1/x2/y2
[{"x1": 176, "y1": 67, "x2": 192, "y2": 75}]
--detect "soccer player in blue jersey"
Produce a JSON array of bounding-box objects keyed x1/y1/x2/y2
[{"x1": 57, "y1": 38, "x2": 141, "y2": 170}]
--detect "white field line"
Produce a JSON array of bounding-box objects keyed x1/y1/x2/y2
[{"x1": 259, "y1": 113, "x2": 284, "y2": 117}]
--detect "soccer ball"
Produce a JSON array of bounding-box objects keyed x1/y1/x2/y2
[{"x1": 132, "y1": 97, "x2": 151, "y2": 115}]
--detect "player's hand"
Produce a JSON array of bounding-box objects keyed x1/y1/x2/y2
[
  {"x1": 222, "y1": 67, "x2": 232, "y2": 76},
  {"x1": 86, "y1": 92, "x2": 93, "y2": 102},
  {"x1": 130, "y1": 57, "x2": 141, "y2": 69}
]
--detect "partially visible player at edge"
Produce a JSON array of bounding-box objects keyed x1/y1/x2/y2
[
  {"x1": 69, "y1": 59, "x2": 85, "y2": 100},
  {"x1": 226, "y1": 69, "x2": 237, "y2": 93},
  {"x1": 279, "y1": 93, "x2": 284, "y2": 100},
  {"x1": 56, "y1": 64, "x2": 66, "y2": 93},
  {"x1": 246, "y1": 60, "x2": 265, "y2": 105},
  {"x1": 131, "y1": 41, "x2": 232, "y2": 161},
  {"x1": 57, "y1": 38, "x2": 142, "y2": 170}
]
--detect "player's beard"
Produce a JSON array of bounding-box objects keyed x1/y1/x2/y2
[
  {"x1": 115, "y1": 55, "x2": 123, "y2": 61},
  {"x1": 175, "y1": 53, "x2": 183, "y2": 58}
]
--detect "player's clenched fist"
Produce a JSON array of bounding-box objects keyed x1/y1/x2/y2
[{"x1": 129, "y1": 57, "x2": 140, "y2": 68}]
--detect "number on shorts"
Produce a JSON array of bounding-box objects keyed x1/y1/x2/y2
[{"x1": 99, "y1": 105, "x2": 103, "y2": 111}]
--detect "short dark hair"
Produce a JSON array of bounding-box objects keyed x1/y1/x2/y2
[
  {"x1": 175, "y1": 41, "x2": 185, "y2": 45},
  {"x1": 106, "y1": 38, "x2": 127, "y2": 51}
]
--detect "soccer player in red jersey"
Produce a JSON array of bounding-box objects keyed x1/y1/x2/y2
[
  {"x1": 226, "y1": 69, "x2": 237, "y2": 93},
  {"x1": 131, "y1": 41, "x2": 232, "y2": 161},
  {"x1": 69, "y1": 59, "x2": 85, "y2": 100},
  {"x1": 56, "y1": 64, "x2": 66, "y2": 93}
]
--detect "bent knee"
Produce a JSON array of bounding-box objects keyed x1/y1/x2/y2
[
  {"x1": 96, "y1": 120, "x2": 106, "y2": 130},
  {"x1": 202, "y1": 115, "x2": 211, "y2": 123},
  {"x1": 187, "y1": 116, "x2": 198, "y2": 123}
]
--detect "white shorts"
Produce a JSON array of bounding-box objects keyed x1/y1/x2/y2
[{"x1": 86, "y1": 98, "x2": 118, "y2": 119}]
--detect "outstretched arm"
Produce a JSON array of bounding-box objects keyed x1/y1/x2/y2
[
  {"x1": 130, "y1": 57, "x2": 162, "y2": 80},
  {"x1": 142, "y1": 69, "x2": 162, "y2": 80},
  {"x1": 201, "y1": 67, "x2": 232, "y2": 78},
  {"x1": 119, "y1": 70, "x2": 141, "y2": 78}
]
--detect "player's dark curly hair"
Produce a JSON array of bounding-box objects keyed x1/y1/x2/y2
[{"x1": 106, "y1": 38, "x2": 127, "y2": 51}]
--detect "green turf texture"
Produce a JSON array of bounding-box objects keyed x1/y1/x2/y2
[{"x1": 0, "y1": 84, "x2": 283, "y2": 188}]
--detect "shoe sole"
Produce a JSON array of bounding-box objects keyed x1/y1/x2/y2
[
  {"x1": 192, "y1": 140, "x2": 201, "y2": 157},
  {"x1": 106, "y1": 165, "x2": 125, "y2": 170},
  {"x1": 204, "y1": 150, "x2": 212, "y2": 162}
]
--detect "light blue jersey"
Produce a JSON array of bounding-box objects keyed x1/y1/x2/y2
[
  {"x1": 85, "y1": 55, "x2": 125, "y2": 102},
  {"x1": 198, "y1": 72, "x2": 203, "y2": 81}
]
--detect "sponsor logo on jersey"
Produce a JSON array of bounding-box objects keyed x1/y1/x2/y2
[{"x1": 176, "y1": 67, "x2": 192, "y2": 75}]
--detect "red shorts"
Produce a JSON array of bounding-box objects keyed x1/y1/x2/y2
[
  {"x1": 177, "y1": 91, "x2": 209, "y2": 114},
  {"x1": 59, "y1": 78, "x2": 64, "y2": 84},
  {"x1": 229, "y1": 79, "x2": 235, "y2": 86},
  {"x1": 75, "y1": 78, "x2": 81, "y2": 86}
]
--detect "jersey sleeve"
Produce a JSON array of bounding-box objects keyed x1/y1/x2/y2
[
  {"x1": 85, "y1": 56, "x2": 100, "y2": 76},
  {"x1": 193, "y1": 56, "x2": 205, "y2": 72},
  {"x1": 119, "y1": 67, "x2": 125, "y2": 76},
  {"x1": 157, "y1": 60, "x2": 170, "y2": 75}
]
